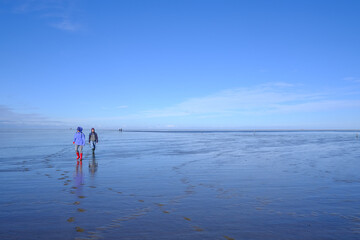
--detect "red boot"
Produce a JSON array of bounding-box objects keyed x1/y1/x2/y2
[
  {"x1": 80, "y1": 153, "x2": 83, "y2": 161},
  {"x1": 76, "y1": 152, "x2": 80, "y2": 159}
]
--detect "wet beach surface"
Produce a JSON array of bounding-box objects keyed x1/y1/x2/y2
[{"x1": 1, "y1": 129, "x2": 360, "y2": 240}]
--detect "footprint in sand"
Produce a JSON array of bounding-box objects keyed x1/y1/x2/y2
[
  {"x1": 224, "y1": 236, "x2": 235, "y2": 240},
  {"x1": 73, "y1": 201, "x2": 80, "y2": 205},
  {"x1": 67, "y1": 217, "x2": 75, "y2": 222},
  {"x1": 163, "y1": 210, "x2": 170, "y2": 214},
  {"x1": 193, "y1": 226, "x2": 204, "y2": 232},
  {"x1": 75, "y1": 226, "x2": 84, "y2": 232},
  {"x1": 77, "y1": 208, "x2": 86, "y2": 212},
  {"x1": 78, "y1": 196, "x2": 86, "y2": 199},
  {"x1": 184, "y1": 217, "x2": 191, "y2": 221}
]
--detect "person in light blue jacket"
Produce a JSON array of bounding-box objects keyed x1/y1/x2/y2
[{"x1": 73, "y1": 126, "x2": 86, "y2": 163}]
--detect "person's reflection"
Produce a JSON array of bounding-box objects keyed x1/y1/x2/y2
[
  {"x1": 89, "y1": 153, "x2": 98, "y2": 176},
  {"x1": 74, "y1": 164, "x2": 84, "y2": 196}
]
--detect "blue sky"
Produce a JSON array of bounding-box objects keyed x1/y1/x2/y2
[{"x1": 1, "y1": 0, "x2": 360, "y2": 129}]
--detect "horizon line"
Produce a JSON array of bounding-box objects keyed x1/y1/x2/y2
[{"x1": 1, "y1": 128, "x2": 359, "y2": 132}]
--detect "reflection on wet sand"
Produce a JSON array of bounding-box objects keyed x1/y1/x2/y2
[
  {"x1": 74, "y1": 164, "x2": 84, "y2": 196},
  {"x1": 89, "y1": 154, "x2": 98, "y2": 177}
]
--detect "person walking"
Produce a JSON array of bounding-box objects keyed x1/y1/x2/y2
[
  {"x1": 89, "y1": 128, "x2": 99, "y2": 154},
  {"x1": 73, "y1": 126, "x2": 86, "y2": 164}
]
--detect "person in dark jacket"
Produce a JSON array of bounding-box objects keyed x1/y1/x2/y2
[
  {"x1": 89, "y1": 128, "x2": 98, "y2": 154},
  {"x1": 73, "y1": 126, "x2": 86, "y2": 164}
]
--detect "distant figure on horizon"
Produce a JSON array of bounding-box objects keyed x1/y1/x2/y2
[
  {"x1": 73, "y1": 126, "x2": 86, "y2": 164},
  {"x1": 89, "y1": 128, "x2": 99, "y2": 154}
]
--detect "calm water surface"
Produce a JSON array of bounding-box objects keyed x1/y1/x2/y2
[{"x1": 0, "y1": 129, "x2": 360, "y2": 240}]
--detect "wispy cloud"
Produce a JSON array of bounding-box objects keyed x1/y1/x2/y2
[
  {"x1": 101, "y1": 105, "x2": 128, "y2": 111},
  {"x1": 139, "y1": 82, "x2": 337, "y2": 118},
  {"x1": 51, "y1": 18, "x2": 80, "y2": 31},
  {"x1": 0, "y1": 105, "x2": 63, "y2": 127},
  {"x1": 10, "y1": 0, "x2": 81, "y2": 32},
  {"x1": 54, "y1": 83, "x2": 360, "y2": 128},
  {"x1": 343, "y1": 77, "x2": 360, "y2": 83},
  {"x1": 116, "y1": 105, "x2": 128, "y2": 109}
]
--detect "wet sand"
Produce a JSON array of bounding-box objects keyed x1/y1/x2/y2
[{"x1": 1, "y1": 129, "x2": 360, "y2": 240}]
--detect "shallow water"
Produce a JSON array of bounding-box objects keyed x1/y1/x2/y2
[{"x1": 1, "y1": 129, "x2": 360, "y2": 240}]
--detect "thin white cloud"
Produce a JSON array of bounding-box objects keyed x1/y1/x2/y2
[
  {"x1": 116, "y1": 105, "x2": 128, "y2": 109},
  {"x1": 140, "y1": 83, "x2": 330, "y2": 118},
  {"x1": 268, "y1": 99, "x2": 360, "y2": 114},
  {"x1": 101, "y1": 105, "x2": 128, "y2": 111},
  {"x1": 59, "y1": 82, "x2": 360, "y2": 128},
  {"x1": 14, "y1": 0, "x2": 64, "y2": 13},
  {"x1": 343, "y1": 77, "x2": 360, "y2": 83},
  {"x1": 0, "y1": 105, "x2": 63, "y2": 127},
  {"x1": 52, "y1": 18, "x2": 80, "y2": 31},
  {"x1": 10, "y1": 0, "x2": 81, "y2": 32}
]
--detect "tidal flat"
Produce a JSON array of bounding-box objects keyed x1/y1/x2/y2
[{"x1": 1, "y1": 129, "x2": 360, "y2": 240}]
